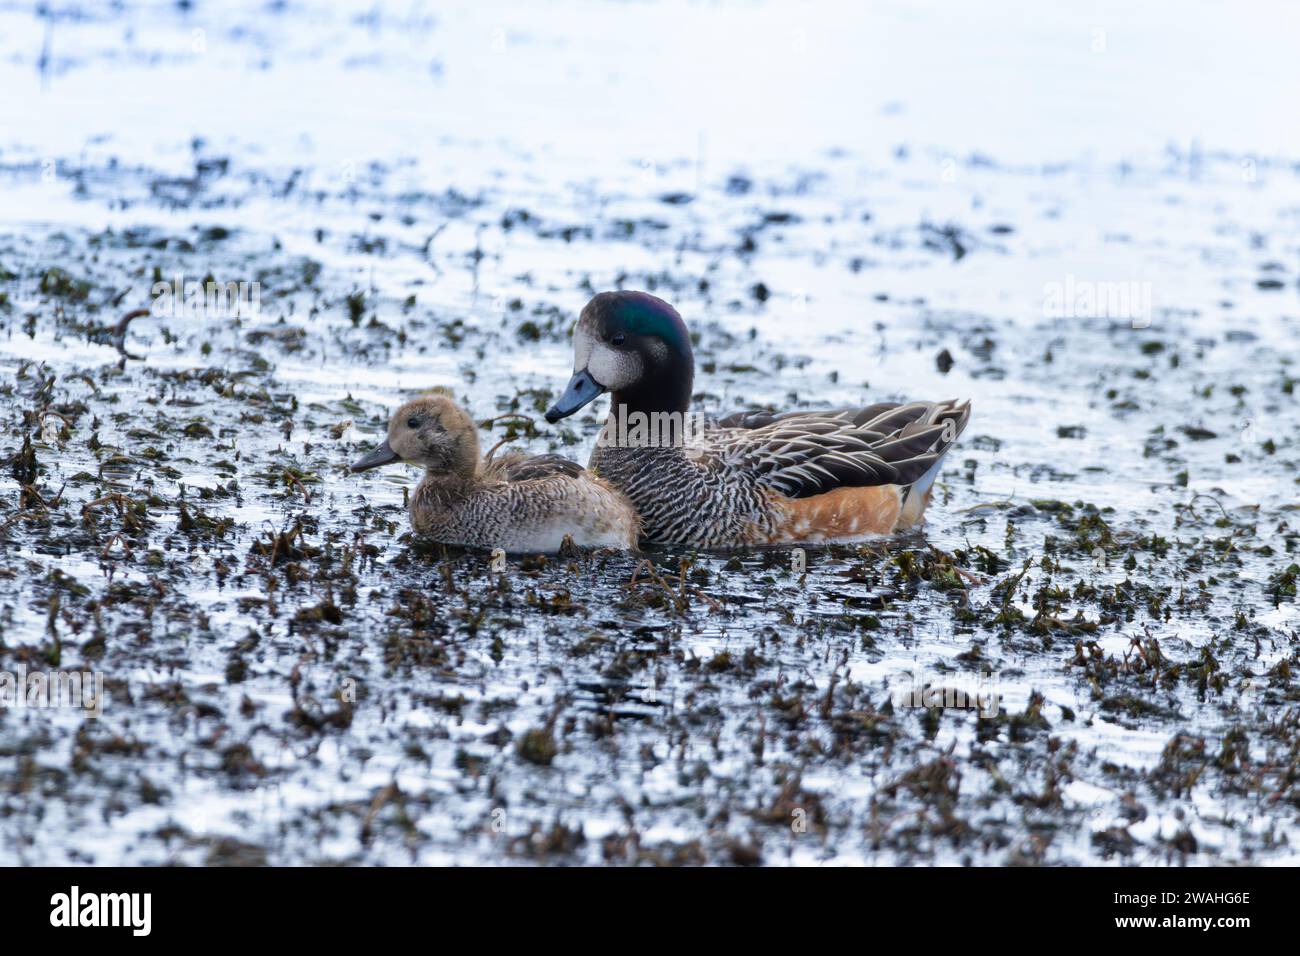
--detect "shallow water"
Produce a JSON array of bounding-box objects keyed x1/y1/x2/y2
[{"x1": 0, "y1": 0, "x2": 1298, "y2": 865}]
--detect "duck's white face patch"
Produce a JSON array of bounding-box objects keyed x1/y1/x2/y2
[{"x1": 575, "y1": 325, "x2": 643, "y2": 391}]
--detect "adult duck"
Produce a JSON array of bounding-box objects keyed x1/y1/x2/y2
[{"x1": 544, "y1": 291, "x2": 970, "y2": 547}]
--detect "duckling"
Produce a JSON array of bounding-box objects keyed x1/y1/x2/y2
[
  {"x1": 351, "y1": 394, "x2": 638, "y2": 552},
  {"x1": 545, "y1": 291, "x2": 971, "y2": 547}
]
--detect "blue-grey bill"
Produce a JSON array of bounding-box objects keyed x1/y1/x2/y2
[
  {"x1": 351, "y1": 439, "x2": 399, "y2": 473},
  {"x1": 545, "y1": 368, "x2": 606, "y2": 423}
]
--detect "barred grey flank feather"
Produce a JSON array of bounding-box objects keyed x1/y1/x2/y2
[{"x1": 590, "y1": 399, "x2": 971, "y2": 546}]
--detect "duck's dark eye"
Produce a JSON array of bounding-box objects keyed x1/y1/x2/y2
[
  {"x1": 611, "y1": 333, "x2": 626, "y2": 346},
  {"x1": 406, "y1": 417, "x2": 420, "y2": 429}
]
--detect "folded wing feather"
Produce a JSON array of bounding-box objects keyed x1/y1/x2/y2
[{"x1": 715, "y1": 400, "x2": 971, "y2": 500}]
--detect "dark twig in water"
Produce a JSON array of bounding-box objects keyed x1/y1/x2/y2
[
  {"x1": 283, "y1": 469, "x2": 313, "y2": 503},
  {"x1": 0, "y1": 509, "x2": 43, "y2": 536},
  {"x1": 1176, "y1": 492, "x2": 1231, "y2": 524},
  {"x1": 86, "y1": 308, "x2": 150, "y2": 361},
  {"x1": 111, "y1": 308, "x2": 150, "y2": 357},
  {"x1": 627, "y1": 558, "x2": 720, "y2": 613},
  {"x1": 479, "y1": 413, "x2": 535, "y2": 429},
  {"x1": 82, "y1": 492, "x2": 128, "y2": 519},
  {"x1": 422, "y1": 223, "x2": 448, "y2": 275},
  {"x1": 947, "y1": 562, "x2": 984, "y2": 587},
  {"x1": 20, "y1": 482, "x2": 63, "y2": 511},
  {"x1": 481, "y1": 414, "x2": 537, "y2": 462}
]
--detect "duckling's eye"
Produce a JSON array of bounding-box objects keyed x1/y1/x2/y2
[
  {"x1": 406, "y1": 417, "x2": 420, "y2": 429},
  {"x1": 611, "y1": 333, "x2": 626, "y2": 346}
]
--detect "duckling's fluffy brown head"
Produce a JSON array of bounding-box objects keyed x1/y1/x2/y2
[{"x1": 351, "y1": 394, "x2": 479, "y2": 477}]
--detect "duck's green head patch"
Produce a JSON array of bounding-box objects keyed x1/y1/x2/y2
[{"x1": 583, "y1": 290, "x2": 691, "y2": 358}]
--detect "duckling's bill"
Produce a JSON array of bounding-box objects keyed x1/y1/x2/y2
[{"x1": 351, "y1": 439, "x2": 399, "y2": 473}]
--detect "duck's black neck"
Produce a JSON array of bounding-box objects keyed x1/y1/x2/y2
[{"x1": 611, "y1": 350, "x2": 694, "y2": 417}]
